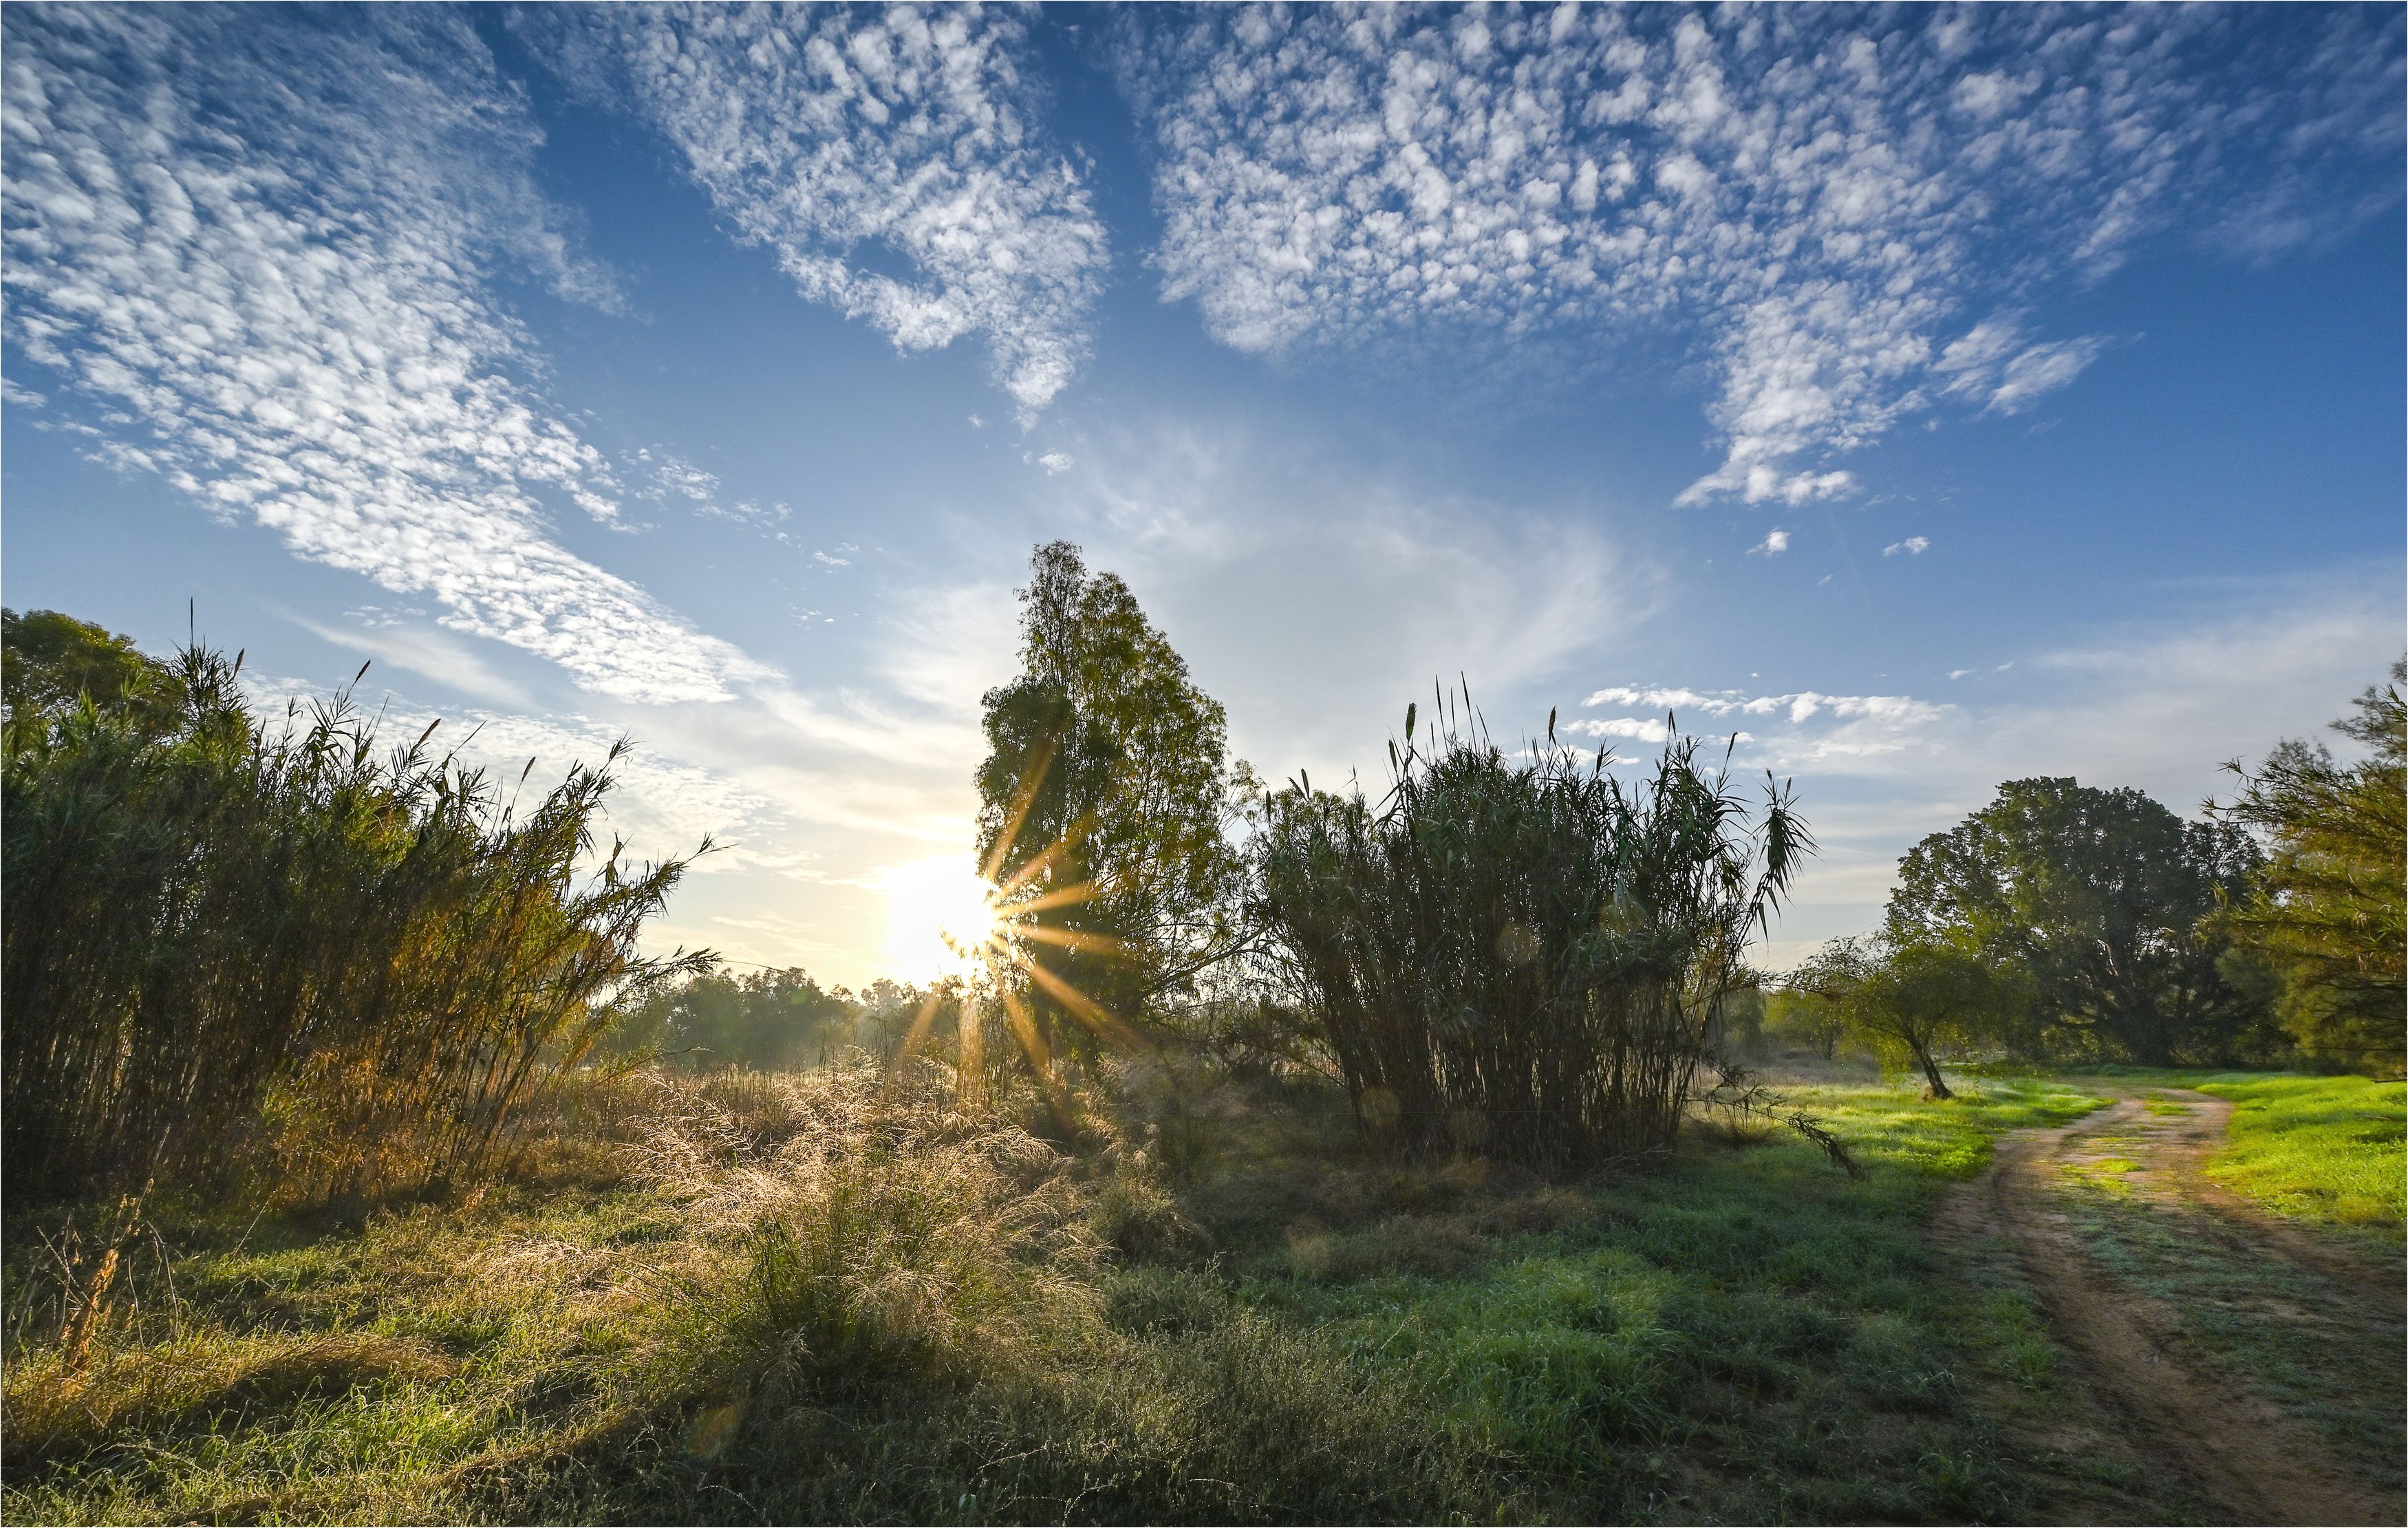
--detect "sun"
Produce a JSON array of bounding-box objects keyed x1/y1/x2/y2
[{"x1": 877, "y1": 853, "x2": 1000, "y2": 984}]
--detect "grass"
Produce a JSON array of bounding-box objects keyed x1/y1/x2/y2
[
  {"x1": 2052, "y1": 1149, "x2": 2407, "y2": 1498},
  {"x1": 2193, "y1": 1075, "x2": 2406, "y2": 1243},
  {"x1": 0, "y1": 1060, "x2": 2274, "y2": 1525},
  {"x1": 2070, "y1": 1066, "x2": 2406, "y2": 1247}
]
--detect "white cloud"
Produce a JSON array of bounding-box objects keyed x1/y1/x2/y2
[
  {"x1": 1748, "y1": 528, "x2": 1790, "y2": 557},
  {"x1": 1119, "y1": 6, "x2": 2403, "y2": 502},
  {"x1": 2, "y1": 8, "x2": 766, "y2": 704},
  {"x1": 1037, "y1": 451, "x2": 1074, "y2": 475},
  {"x1": 533, "y1": 6, "x2": 1108, "y2": 420},
  {"x1": 1884, "y1": 536, "x2": 1931, "y2": 557}
]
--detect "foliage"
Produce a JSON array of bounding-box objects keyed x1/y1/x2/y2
[
  {"x1": 975, "y1": 542, "x2": 1253, "y2": 1059},
  {"x1": 1, "y1": 631, "x2": 707, "y2": 1205},
  {"x1": 1888, "y1": 777, "x2": 2270, "y2": 1066},
  {"x1": 2212, "y1": 659, "x2": 2407, "y2": 1075},
  {"x1": 603, "y1": 968, "x2": 929, "y2": 1070},
  {"x1": 1786, "y1": 937, "x2": 2028, "y2": 1099},
  {"x1": 1254, "y1": 699, "x2": 1808, "y2": 1172},
  {"x1": 1, "y1": 607, "x2": 180, "y2": 746}
]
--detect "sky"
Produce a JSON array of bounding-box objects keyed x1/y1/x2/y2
[{"x1": 4, "y1": 2, "x2": 2402, "y2": 985}]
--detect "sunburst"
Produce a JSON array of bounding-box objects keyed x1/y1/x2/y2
[{"x1": 888, "y1": 739, "x2": 1137, "y2": 1109}]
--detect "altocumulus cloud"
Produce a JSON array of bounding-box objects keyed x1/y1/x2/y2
[
  {"x1": 530, "y1": 3, "x2": 1108, "y2": 421},
  {"x1": 1116, "y1": 5, "x2": 2403, "y2": 505},
  {"x1": 1, "y1": 7, "x2": 767, "y2": 704}
]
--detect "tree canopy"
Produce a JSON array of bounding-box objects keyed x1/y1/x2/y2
[
  {"x1": 3, "y1": 607, "x2": 180, "y2": 744},
  {"x1": 975, "y1": 542, "x2": 1249, "y2": 1054},
  {"x1": 2213, "y1": 659, "x2": 2406, "y2": 1074},
  {"x1": 1886, "y1": 777, "x2": 2266, "y2": 1065}
]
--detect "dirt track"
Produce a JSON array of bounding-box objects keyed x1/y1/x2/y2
[{"x1": 1961, "y1": 1090, "x2": 2403, "y2": 1527}]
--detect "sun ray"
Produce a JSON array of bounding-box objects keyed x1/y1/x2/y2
[
  {"x1": 980, "y1": 735, "x2": 1057, "y2": 884},
  {"x1": 1020, "y1": 956, "x2": 1146, "y2": 1051},
  {"x1": 1004, "y1": 881, "x2": 1101, "y2": 917},
  {"x1": 887, "y1": 987, "x2": 949, "y2": 1086},
  {"x1": 1013, "y1": 923, "x2": 1133, "y2": 958}
]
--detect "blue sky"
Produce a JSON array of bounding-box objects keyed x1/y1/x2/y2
[{"x1": 6, "y1": 3, "x2": 2402, "y2": 984}]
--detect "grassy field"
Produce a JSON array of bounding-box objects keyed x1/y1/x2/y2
[
  {"x1": 2073, "y1": 1067, "x2": 2407, "y2": 1246},
  {"x1": 6, "y1": 1059, "x2": 2391, "y2": 1525}
]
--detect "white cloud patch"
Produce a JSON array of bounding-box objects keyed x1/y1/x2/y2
[
  {"x1": 1748, "y1": 528, "x2": 1790, "y2": 557},
  {"x1": 533, "y1": 5, "x2": 1108, "y2": 420},
  {"x1": 2, "y1": 8, "x2": 766, "y2": 704},
  {"x1": 1037, "y1": 451, "x2": 1074, "y2": 475},
  {"x1": 1575, "y1": 682, "x2": 1952, "y2": 765},
  {"x1": 1884, "y1": 536, "x2": 1931, "y2": 557},
  {"x1": 1119, "y1": 6, "x2": 2403, "y2": 501}
]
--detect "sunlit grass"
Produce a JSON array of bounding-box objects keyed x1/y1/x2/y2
[{"x1": 2193, "y1": 1075, "x2": 2407, "y2": 1241}]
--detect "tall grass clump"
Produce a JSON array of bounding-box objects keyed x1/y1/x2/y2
[
  {"x1": 2, "y1": 640, "x2": 707, "y2": 1206},
  {"x1": 1255, "y1": 696, "x2": 1807, "y2": 1172}
]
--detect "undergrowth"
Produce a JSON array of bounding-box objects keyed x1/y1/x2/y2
[{"x1": 0, "y1": 1060, "x2": 2223, "y2": 1526}]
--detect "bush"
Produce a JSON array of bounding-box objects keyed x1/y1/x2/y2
[
  {"x1": 1, "y1": 636, "x2": 706, "y2": 1205},
  {"x1": 1254, "y1": 702, "x2": 1807, "y2": 1173}
]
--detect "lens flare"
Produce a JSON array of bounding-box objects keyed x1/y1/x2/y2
[{"x1": 877, "y1": 854, "x2": 998, "y2": 982}]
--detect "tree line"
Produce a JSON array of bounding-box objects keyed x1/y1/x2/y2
[
  {"x1": 1773, "y1": 665, "x2": 2404, "y2": 1089},
  {"x1": 5, "y1": 555, "x2": 2397, "y2": 1206}
]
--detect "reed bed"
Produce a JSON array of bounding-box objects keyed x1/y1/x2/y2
[
  {"x1": 1254, "y1": 698, "x2": 1807, "y2": 1172},
  {"x1": 2, "y1": 641, "x2": 707, "y2": 1208}
]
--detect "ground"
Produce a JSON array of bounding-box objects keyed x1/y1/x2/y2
[{"x1": 3, "y1": 1059, "x2": 2400, "y2": 1525}]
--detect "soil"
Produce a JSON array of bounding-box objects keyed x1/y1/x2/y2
[{"x1": 1953, "y1": 1090, "x2": 2405, "y2": 1527}]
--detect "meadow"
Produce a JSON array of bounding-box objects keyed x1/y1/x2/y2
[{"x1": 14, "y1": 1053, "x2": 2396, "y2": 1526}]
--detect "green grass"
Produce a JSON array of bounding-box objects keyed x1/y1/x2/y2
[
  {"x1": 2193, "y1": 1075, "x2": 2406, "y2": 1242},
  {"x1": 2052, "y1": 1159, "x2": 2407, "y2": 1497},
  {"x1": 3, "y1": 1066, "x2": 2222, "y2": 1526},
  {"x1": 2070, "y1": 1066, "x2": 2406, "y2": 1246}
]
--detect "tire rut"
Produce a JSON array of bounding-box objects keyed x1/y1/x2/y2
[{"x1": 1967, "y1": 1093, "x2": 2400, "y2": 1527}]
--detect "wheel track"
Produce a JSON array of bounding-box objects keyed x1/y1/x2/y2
[{"x1": 1964, "y1": 1092, "x2": 2400, "y2": 1527}]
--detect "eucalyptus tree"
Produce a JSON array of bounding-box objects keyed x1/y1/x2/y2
[{"x1": 974, "y1": 542, "x2": 1251, "y2": 1062}]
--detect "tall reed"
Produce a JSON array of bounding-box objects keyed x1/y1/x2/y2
[
  {"x1": 1254, "y1": 696, "x2": 1807, "y2": 1172},
  {"x1": 2, "y1": 641, "x2": 707, "y2": 1205}
]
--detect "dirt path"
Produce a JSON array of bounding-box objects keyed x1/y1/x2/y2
[{"x1": 1964, "y1": 1091, "x2": 2402, "y2": 1527}]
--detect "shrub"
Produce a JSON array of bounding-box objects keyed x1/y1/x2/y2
[
  {"x1": 1254, "y1": 700, "x2": 1807, "y2": 1172},
  {"x1": 1, "y1": 638, "x2": 706, "y2": 1205}
]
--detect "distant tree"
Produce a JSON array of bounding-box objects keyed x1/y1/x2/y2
[
  {"x1": 3, "y1": 607, "x2": 180, "y2": 744},
  {"x1": 1847, "y1": 939, "x2": 2028, "y2": 1099},
  {"x1": 1887, "y1": 778, "x2": 2266, "y2": 1066},
  {"x1": 1774, "y1": 936, "x2": 1878, "y2": 1060},
  {"x1": 2213, "y1": 660, "x2": 2406, "y2": 1075},
  {"x1": 607, "y1": 966, "x2": 869, "y2": 1070},
  {"x1": 975, "y1": 542, "x2": 1249, "y2": 1057}
]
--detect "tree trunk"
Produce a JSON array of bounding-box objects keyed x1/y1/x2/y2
[{"x1": 1913, "y1": 1042, "x2": 1953, "y2": 1100}]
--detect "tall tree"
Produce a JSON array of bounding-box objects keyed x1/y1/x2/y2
[
  {"x1": 3, "y1": 607, "x2": 180, "y2": 744},
  {"x1": 2213, "y1": 659, "x2": 2406, "y2": 1074},
  {"x1": 1886, "y1": 778, "x2": 2266, "y2": 1065},
  {"x1": 975, "y1": 543, "x2": 1247, "y2": 1057}
]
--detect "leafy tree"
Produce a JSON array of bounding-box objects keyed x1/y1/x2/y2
[
  {"x1": 607, "y1": 967, "x2": 872, "y2": 1070},
  {"x1": 1847, "y1": 939, "x2": 2025, "y2": 1099},
  {"x1": 1774, "y1": 936, "x2": 1878, "y2": 1060},
  {"x1": 975, "y1": 543, "x2": 1249, "y2": 1056},
  {"x1": 1886, "y1": 778, "x2": 2266, "y2": 1065},
  {"x1": 3, "y1": 607, "x2": 180, "y2": 744},
  {"x1": 2213, "y1": 659, "x2": 2406, "y2": 1074}
]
